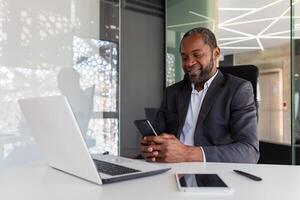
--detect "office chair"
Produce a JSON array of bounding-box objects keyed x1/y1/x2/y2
[
  {"x1": 144, "y1": 107, "x2": 159, "y2": 125},
  {"x1": 142, "y1": 65, "x2": 259, "y2": 126},
  {"x1": 218, "y1": 65, "x2": 259, "y2": 110}
]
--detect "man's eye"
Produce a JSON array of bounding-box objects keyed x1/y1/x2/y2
[{"x1": 194, "y1": 54, "x2": 202, "y2": 58}]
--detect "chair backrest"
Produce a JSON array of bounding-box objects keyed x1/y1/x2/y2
[
  {"x1": 142, "y1": 66, "x2": 259, "y2": 125},
  {"x1": 218, "y1": 65, "x2": 259, "y2": 107},
  {"x1": 144, "y1": 107, "x2": 159, "y2": 124}
]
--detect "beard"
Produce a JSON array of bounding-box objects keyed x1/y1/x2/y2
[{"x1": 186, "y1": 57, "x2": 214, "y2": 85}]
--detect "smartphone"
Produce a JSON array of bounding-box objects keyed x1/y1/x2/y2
[
  {"x1": 134, "y1": 119, "x2": 158, "y2": 136},
  {"x1": 175, "y1": 173, "x2": 232, "y2": 194}
]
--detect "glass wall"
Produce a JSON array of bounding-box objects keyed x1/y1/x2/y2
[
  {"x1": 166, "y1": 0, "x2": 217, "y2": 85},
  {"x1": 0, "y1": 0, "x2": 120, "y2": 168},
  {"x1": 166, "y1": 0, "x2": 300, "y2": 164},
  {"x1": 292, "y1": 0, "x2": 300, "y2": 164}
]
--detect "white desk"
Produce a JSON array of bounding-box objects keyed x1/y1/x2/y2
[{"x1": 0, "y1": 161, "x2": 300, "y2": 200}]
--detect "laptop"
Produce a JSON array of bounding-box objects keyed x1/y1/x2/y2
[{"x1": 18, "y1": 95, "x2": 170, "y2": 185}]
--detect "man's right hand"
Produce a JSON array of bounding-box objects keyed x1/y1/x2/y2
[{"x1": 139, "y1": 136, "x2": 159, "y2": 162}]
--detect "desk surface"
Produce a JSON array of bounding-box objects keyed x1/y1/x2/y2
[{"x1": 0, "y1": 160, "x2": 300, "y2": 200}]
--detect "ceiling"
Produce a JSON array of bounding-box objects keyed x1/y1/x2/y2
[
  {"x1": 167, "y1": 0, "x2": 300, "y2": 56},
  {"x1": 218, "y1": 0, "x2": 300, "y2": 56}
]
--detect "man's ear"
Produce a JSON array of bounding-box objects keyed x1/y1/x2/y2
[{"x1": 213, "y1": 47, "x2": 220, "y2": 59}]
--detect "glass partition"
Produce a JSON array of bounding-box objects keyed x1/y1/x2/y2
[
  {"x1": 0, "y1": 0, "x2": 120, "y2": 168},
  {"x1": 166, "y1": 0, "x2": 217, "y2": 86},
  {"x1": 166, "y1": 0, "x2": 299, "y2": 164},
  {"x1": 292, "y1": 0, "x2": 300, "y2": 164}
]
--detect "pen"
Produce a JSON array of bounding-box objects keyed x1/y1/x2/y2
[{"x1": 233, "y1": 170, "x2": 262, "y2": 181}]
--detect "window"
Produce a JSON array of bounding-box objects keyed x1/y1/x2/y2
[{"x1": 0, "y1": 0, "x2": 120, "y2": 168}]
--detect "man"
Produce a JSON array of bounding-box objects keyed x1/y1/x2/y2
[{"x1": 139, "y1": 27, "x2": 259, "y2": 163}]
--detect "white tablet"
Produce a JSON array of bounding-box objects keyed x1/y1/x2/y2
[{"x1": 175, "y1": 173, "x2": 232, "y2": 194}]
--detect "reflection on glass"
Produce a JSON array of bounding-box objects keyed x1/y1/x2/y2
[
  {"x1": 71, "y1": 36, "x2": 119, "y2": 155},
  {"x1": 166, "y1": 0, "x2": 217, "y2": 85},
  {"x1": 292, "y1": 0, "x2": 300, "y2": 164},
  {"x1": 0, "y1": 0, "x2": 120, "y2": 168},
  {"x1": 166, "y1": 53, "x2": 175, "y2": 86}
]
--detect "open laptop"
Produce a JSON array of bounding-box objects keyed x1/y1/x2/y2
[{"x1": 18, "y1": 95, "x2": 170, "y2": 185}]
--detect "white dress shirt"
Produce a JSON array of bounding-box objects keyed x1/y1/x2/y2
[{"x1": 179, "y1": 71, "x2": 218, "y2": 162}]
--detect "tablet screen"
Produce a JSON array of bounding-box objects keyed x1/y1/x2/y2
[{"x1": 177, "y1": 174, "x2": 228, "y2": 188}]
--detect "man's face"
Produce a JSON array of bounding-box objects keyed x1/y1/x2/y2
[{"x1": 180, "y1": 34, "x2": 219, "y2": 84}]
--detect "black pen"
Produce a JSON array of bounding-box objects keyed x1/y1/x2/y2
[{"x1": 233, "y1": 170, "x2": 262, "y2": 181}]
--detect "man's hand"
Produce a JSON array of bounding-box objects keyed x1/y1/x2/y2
[
  {"x1": 139, "y1": 133, "x2": 203, "y2": 163},
  {"x1": 140, "y1": 137, "x2": 158, "y2": 162}
]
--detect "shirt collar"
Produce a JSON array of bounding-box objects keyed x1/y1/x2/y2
[{"x1": 191, "y1": 70, "x2": 218, "y2": 93}]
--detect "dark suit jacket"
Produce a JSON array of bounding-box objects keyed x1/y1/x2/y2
[{"x1": 154, "y1": 71, "x2": 259, "y2": 163}]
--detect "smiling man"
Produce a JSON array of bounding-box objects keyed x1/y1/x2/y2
[{"x1": 139, "y1": 27, "x2": 259, "y2": 163}]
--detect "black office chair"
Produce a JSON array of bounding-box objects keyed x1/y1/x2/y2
[
  {"x1": 144, "y1": 107, "x2": 159, "y2": 125},
  {"x1": 218, "y1": 65, "x2": 259, "y2": 110},
  {"x1": 142, "y1": 65, "x2": 259, "y2": 124}
]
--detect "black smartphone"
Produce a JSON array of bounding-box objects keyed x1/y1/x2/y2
[{"x1": 134, "y1": 119, "x2": 158, "y2": 136}]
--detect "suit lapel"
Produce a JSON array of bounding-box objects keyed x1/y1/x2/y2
[
  {"x1": 197, "y1": 71, "x2": 225, "y2": 124},
  {"x1": 176, "y1": 82, "x2": 192, "y2": 137}
]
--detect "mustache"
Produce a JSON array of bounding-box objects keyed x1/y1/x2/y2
[{"x1": 184, "y1": 65, "x2": 203, "y2": 74}]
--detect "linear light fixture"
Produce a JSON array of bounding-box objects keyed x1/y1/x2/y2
[
  {"x1": 223, "y1": 16, "x2": 296, "y2": 26},
  {"x1": 263, "y1": 27, "x2": 300, "y2": 36},
  {"x1": 188, "y1": 11, "x2": 214, "y2": 21},
  {"x1": 258, "y1": 36, "x2": 290, "y2": 39},
  {"x1": 217, "y1": 0, "x2": 299, "y2": 51},
  {"x1": 220, "y1": 35, "x2": 300, "y2": 41},
  {"x1": 258, "y1": 6, "x2": 290, "y2": 36},
  {"x1": 256, "y1": 38, "x2": 264, "y2": 50},
  {"x1": 220, "y1": 46, "x2": 261, "y2": 49},
  {"x1": 188, "y1": 11, "x2": 215, "y2": 31},
  {"x1": 218, "y1": 8, "x2": 256, "y2": 11},
  {"x1": 220, "y1": 0, "x2": 284, "y2": 25},
  {"x1": 218, "y1": 26, "x2": 255, "y2": 37},
  {"x1": 219, "y1": 37, "x2": 251, "y2": 41},
  {"x1": 166, "y1": 0, "x2": 300, "y2": 52},
  {"x1": 167, "y1": 20, "x2": 210, "y2": 28},
  {"x1": 219, "y1": 37, "x2": 254, "y2": 47},
  {"x1": 260, "y1": 36, "x2": 300, "y2": 39}
]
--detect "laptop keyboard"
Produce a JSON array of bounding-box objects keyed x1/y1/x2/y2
[{"x1": 93, "y1": 159, "x2": 140, "y2": 176}]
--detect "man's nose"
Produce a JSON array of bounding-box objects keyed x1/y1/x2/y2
[{"x1": 185, "y1": 56, "x2": 196, "y2": 67}]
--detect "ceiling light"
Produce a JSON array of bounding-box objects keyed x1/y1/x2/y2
[
  {"x1": 188, "y1": 11, "x2": 215, "y2": 31},
  {"x1": 223, "y1": 17, "x2": 290, "y2": 26},
  {"x1": 256, "y1": 38, "x2": 264, "y2": 50},
  {"x1": 262, "y1": 27, "x2": 300, "y2": 36},
  {"x1": 219, "y1": 37, "x2": 250, "y2": 41},
  {"x1": 258, "y1": 6, "x2": 290, "y2": 36},
  {"x1": 188, "y1": 11, "x2": 214, "y2": 21},
  {"x1": 220, "y1": 0, "x2": 284, "y2": 25},
  {"x1": 220, "y1": 47, "x2": 261, "y2": 50},
  {"x1": 218, "y1": 8, "x2": 256, "y2": 11},
  {"x1": 219, "y1": 37, "x2": 254, "y2": 47},
  {"x1": 218, "y1": 26, "x2": 255, "y2": 37},
  {"x1": 167, "y1": 21, "x2": 210, "y2": 28}
]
